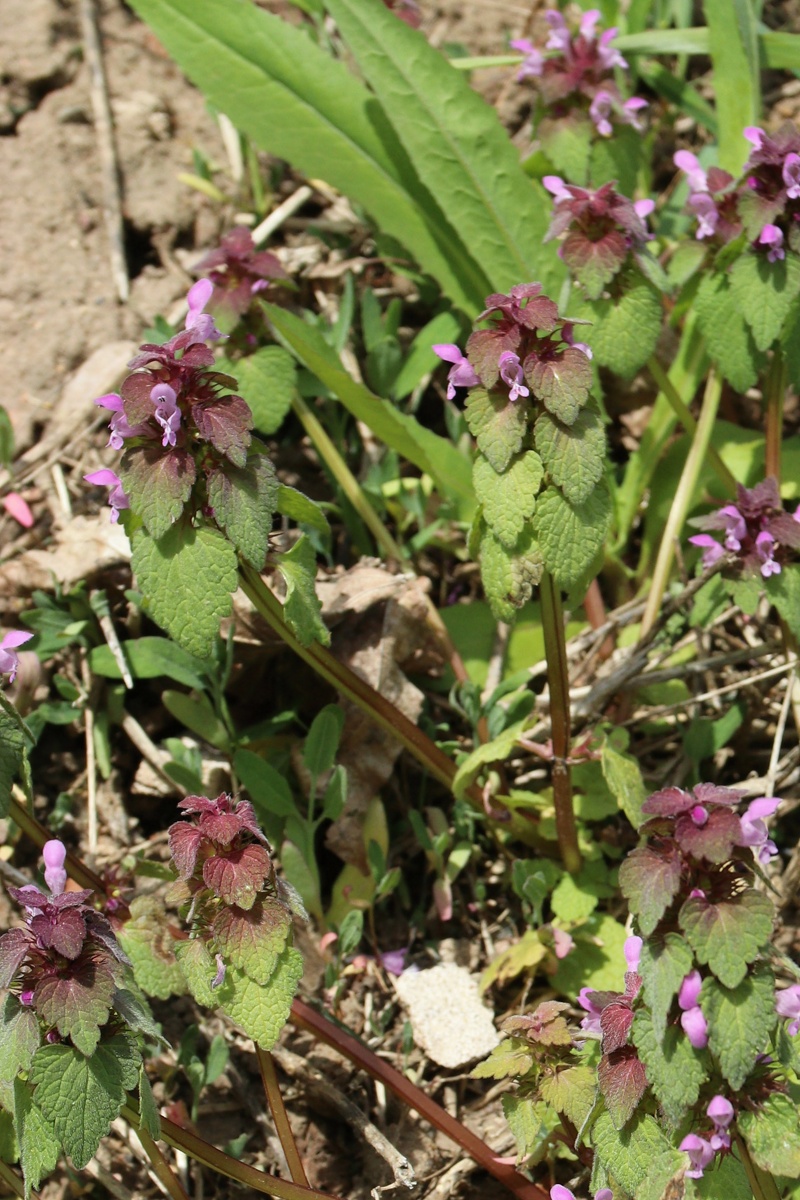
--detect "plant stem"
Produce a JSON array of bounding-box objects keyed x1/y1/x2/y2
[
  {"x1": 290, "y1": 999, "x2": 549, "y2": 1200},
  {"x1": 238, "y1": 562, "x2": 481, "y2": 802},
  {"x1": 291, "y1": 393, "x2": 406, "y2": 562},
  {"x1": 122, "y1": 1104, "x2": 342, "y2": 1200},
  {"x1": 640, "y1": 367, "x2": 723, "y2": 639},
  {"x1": 0, "y1": 1159, "x2": 33, "y2": 1200},
  {"x1": 538, "y1": 571, "x2": 581, "y2": 875},
  {"x1": 733, "y1": 1130, "x2": 782, "y2": 1200},
  {"x1": 133, "y1": 1118, "x2": 193, "y2": 1200},
  {"x1": 647, "y1": 354, "x2": 737, "y2": 493},
  {"x1": 764, "y1": 346, "x2": 786, "y2": 484},
  {"x1": 257, "y1": 1047, "x2": 309, "y2": 1187}
]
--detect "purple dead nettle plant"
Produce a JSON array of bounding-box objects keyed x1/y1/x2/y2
[
  {"x1": 542, "y1": 177, "x2": 655, "y2": 300},
  {"x1": 675, "y1": 122, "x2": 800, "y2": 259},
  {"x1": 193, "y1": 226, "x2": 289, "y2": 318},
  {"x1": 688, "y1": 477, "x2": 800, "y2": 578},
  {"x1": 510, "y1": 9, "x2": 646, "y2": 139}
]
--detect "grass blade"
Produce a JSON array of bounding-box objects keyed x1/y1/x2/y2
[{"x1": 703, "y1": 0, "x2": 760, "y2": 174}]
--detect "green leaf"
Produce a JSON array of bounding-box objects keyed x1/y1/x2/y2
[
  {"x1": 638, "y1": 933, "x2": 693, "y2": 1042},
  {"x1": 536, "y1": 116, "x2": 592, "y2": 186},
  {"x1": 131, "y1": 522, "x2": 237, "y2": 660},
  {"x1": 729, "y1": 252, "x2": 800, "y2": 352},
  {"x1": 452, "y1": 716, "x2": 530, "y2": 804},
  {"x1": 88, "y1": 637, "x2": 208, "y2": 689},
  {"x1": 14, "y1": 1080, "x2": 60, "y2": 1198},
  {"x1": 591, "y1": 1109, "x2": 682, "y2": 1197},
  {"x1": 589, "y1": 124, "x2": 642, "y2": 197},
  {"x1": 275, "y1": 485, "x2": 331, "y2": 537},
  {"x1": 780, "y1": 297, "x2": 800, "y2": 390},
  {"x1": 768, "y1": 560, "x2": 800, "y2": 641},
  {"x1": 539, "y1": 1065, "x2": 596, "y2": 1127},
  {"x1": 693, "y1": 1153, "x2": 753, "y2": 1200},
  {"x1": 530, "y1": 347, "x2": 593, "y2": 424},
  {"x1": 138, "y1": 1065, "x2": 161, "y2": 1141},
  {"x1": 694, "y1": 271, "x2": 762, "y2": 393},
  {"x1": 119, "y1": 447, "x2": 196, "y2": 541},
  {"x1": 265, "y1": 304, "x2": 474, "y2": 508},
  {"x1": 0, "y1": 694, "x2": 30, "y2": 819},
  {"x1": 303, "y1": 703, "x2": 344, "y2": 777},
  {"x1": 118, "y1": 896, "x2": 188, "y2": 1001},
  {"x1": 211, "y1": 900, "x2": 292, "y2": 986},
  {"x1": 739, "y1": 1092, "x2": 800, "y2": 1176},
  {"x1": 324, "y1": 0, "x2": 560, "y2": 298},
  {"x1": 552, "y1": 913, "x2": 628, "y2": 995},
  {"x1": 232, "y1": 346, "x2": 297, "y2": 435},
  {"x1": 619, "y1": 845, "x2": 683, "y2": 937},
  {"x1": 35, "y1": 960, "x2": 115, "y2": 1056},
  {"x1": 30, "y1": 1040, "x2": 136, "y2": 1168},
  {"x1": 0, "y1": 996, "x2": 40, "y2": 1109},
  {"x1": 631, "y1": 1007, "x2": 707, "y2": 1125},
  {"x1": 223, "y1": 948, "x2": 304, "y2": 1050},
  {"x1": 551, "y1": 865, "x2": 606, "y2": 923},
  {"x1": 112, "y1": 986, "x2": 167, "y2": 1046},
  {"x1": 471, "y1": 1038, "x2": 534, "y2": 1080},
  {"x1": 162, "y1": 690, "x2": 230, "y2": 750},
  {"x1": 534, "y1": 406, "x2": 606, "y2": 506},
  {"x1": 274, "y1": 535, "x2": 329, "y2": 648},
  {"x1": 207, "y1": 454, "x2": 279, "y2": 568},
  {"x1": 501, "y1": 1095, "x2": 551, "y2": 1162},
  {"x1": 679, "y1": 890, "x2": 774, "y2": 988},
  {"x1": 600, "y1": 731, "x2": 647, "y2": 829},
  {"x1": 465, "y1": 388, "x2": 528, "y2": 474},
  {"x1": 175, "y1": 939, "x2": 220, "y2": 1009},
  {"x1": 703, "y1": 0, "x2": 759, "y2": 176},
  {"x1": 701, "y1": 966, "x2": 775, "y2": 1090},
  {"x1": 392, "y1": 311, "x2": 462, "y2": 399},
  {"x1": 473, "y1": 451, "x2": 543, "y2": 549},
  {"x1": 479, "y1": 526, "x2": 543, "y2": 624},
  {"x1": 533, "y1": 482, "x2": 611, "y2": 591},
  {"x1": 126, "y1": 0, "x2": 485, "y2": 313},
  {"x1": 582, "y1": 272, "x2": 662, "y2": 379},
  {"x1": 233, "y1": 749, "x2": 297, "y2": 820}
]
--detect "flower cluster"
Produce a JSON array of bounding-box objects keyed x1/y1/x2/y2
[
  {"x1": 169, "y1": 793, "x2": 275, "y2": 913},
  {"x1": 0, "y1": 628, "x2": 34, "y2": 683},
  {"x1": 193, "y1": 227, "x2": 288, "y2": 319},
  {"x1": 689, "y1": 477, "x2": 800, "y2": 578},
  {"x1": 675, "y1": 123, "x2": 800, "y2": 261},
  {"x1": 679, "y1": 1095, "x2": 735, "y2": 1179},
  {"x1": 433, "y1": 282, "x2": 592, "y2": 407},
  {"x1": 543, "y1": 178, "x2": 654, "y2": 299},
  {"x1": 0, "y1": 840, "x2": 131, "y2": 1052},
  {"x1": 511, "y1": 9, "x2": 646, "y2": 138},
  {"x1": 776, "y1": 983, "x2": 800, "y2": 1035}
]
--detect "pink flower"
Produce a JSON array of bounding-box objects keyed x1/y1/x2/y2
[
  {"x1": 2, "y1": 493, "x2": 34, "y2": 528},
  {"x1": 432, "y1": 344, "x2": 480, "y2": 400},
  {"x1": 0, "y1": 630, "x2": 34, "y2": 683},
  {"x1": 689, "y1": 193, "x2": 719, "y2": 239},
  {"x1": 544, "y1": 10, "x2": 571, "y2": 55},
  {"x1": 782, "y1": 152, "x2": 800, "y2": 199},
  {"x1": 707, "y1": 1095, "x2": 734, "y2": 1151},
  {"x1": 776, "y1": 983, "x2": 800, "y2": 1036},
  {"x1": 597, "y1": 27, "x2": 627, "y2": 70},
  {"x1": 758, "y1": 223, "x2": 785, "y2": 263},
  {"x1": 589, "y1": 90, "x2": 614, "y2": 137},
  {"x1": 622, "y1": 97, "x2": 648, "y2": 132},
  {"x1": 543, "y1": 175, "x2": 574, "y2": 204},
  {"x1": 624, "y1": 935, "x2": 642, "y2": 974},
  {"x1": 740, "y1": 796, "x2": 780, "y2": 865},
  {"x1": 674, "y1": 150, "x2": 709, "y2": 194},
  {"x1": 755, "y1": 530, "x2": 781, "y2": 577},
  {"x1": 689, "y1": 533, "x2": 726, "y2": 568},
  {"x1": 150, "y1": 382, "x2": 182, "y2": 448},
  {"x1": 680, "y1": 1133, "x2": 715, "y2": 1179},
  {"x1": 561, "y1": 321, "x2": 593, "y2": 360},
  {"x1": 498, "y1": 351, "x2": 529, "y2": 402},
  {"x1": 552, "y1": 928, "x2": 575, "y2": 959},
  {"x1": 744, "y1": 126, "x2": 765, "y2": 150},
  {"x1": 510, "y1": 38, "x2": 544, "y2": 80},
  {"x1": 577, "y1": 987, "x2": 603, "y2": 1036},
  {"x1": 184, "y1": 279, "x2": 223, "y2": 345},
  {"x1": 95, "y1": 392, "x2": 143, "y2": 451},
  {"x1": 83, "y1": 469, "x2": 130, "y2": 523},
  {"x1": 678, "y1": 970, "x2": 708, "y2": 1048},
  {"x1": 43, "y1": 840, "x2": 67, "y2": 897}
]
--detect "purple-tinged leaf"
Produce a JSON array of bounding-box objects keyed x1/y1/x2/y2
[
  {"x1": 34, "y1": 958, "x2": 116, "y2": 1056},
  {"x1": 197, "y1": 810, "x2": 242, "y2": 846},
  {"x1": 502, "y1": 1001, "x2": 573, "y2": 1046},
  {"x1": 30, "y1": 906, "x2": 87, "y2": 959},
  {"x1": 562, "y1": 229, "x2": 628, "y2": 300},
  {"x1": 641, "y1": 787, "x2": 695, "y2": 817},
  {"x1": 631, "y1": 1008, "x2": 707, "y2": 1125},
  {"x1": 203, "y1": 844, "x2": 273, "y2": 910},
  {"x1": 121, "y1": 372, "x2": 159, "y2": 426},
  {"x1": 527, "y1": 346, "x2": 592, "y2": 425},
  {"x1": 119, "y1": 445, "x2": 196, "y2": 541},
  {"x1": 674, "y1": 805, "x2": 742, "y2": 863},
  {"x1": 211, "y1": 898, "x2": 292, "y2": 985},
  {"x1": 679, "y1": 890, "x2": 774, "y2": 988},
  {"x1": 192, "y1": 393, "x2": 253, "y2": 467},
  {"x1": 466, "y1": 325, "x2": 521, "y2": 390},
  {"x1": 464, "y1": 388, "x2": 528, "y2": 473},
  {"x1": 85, "y1": 912, "x2": 131, "y2": 965},
  {"x1": 598, "y1": 1046, "x2": 647, "y2": 1129},
  {"x1": 692, "y1": 783, "x2": 745, "y2": 807},
  {"x1": 618, "y1": 844, "x2": 683, "y2": 935},
  {"x1": 168, "y1": 821, "x2": 204, "y2": 879},
  {"x1": 0, "y1": 928, "x2": 32, "y2": 988},
  {"x1": 600, "y1": 998, "x2": 634, "y2": 1054},
  {"x1": 7, "y1": 885, "x2": 50, "y2": 910}
]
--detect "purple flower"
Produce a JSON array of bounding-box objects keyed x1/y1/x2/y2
[
  {"x1": 759, "y1": 223, "x2": 785, "y2": 263},
  {"x1": 577, "y1": 987, "x2": 603, "y2": 1036},
  {"x1": 510, "y1": 38, "x2": 543, "y2": 80},
  {"x1": 95, "y1": 392, "x2": 144, "y2": 451},
  {"x1": 43, "y1": 840, "x2": 67, "y2": 898},
  {"x1": 550, "y1": 1187, "x2": 576, "y2": 1200},
  {"x1": 151, "y1": 382, "x2": 182, "y2": 448},
  {"x1": 552, "y1": 928, "x2": 575, "y2": 959},
  {"x1": 718, "y1": 505, "x2": 747, "y2": 550},
  {"x1": 380, "y1": 947, "x2": 409, "y2": 976},
  {"x1": 756, "y1": 530, "x2": 781, "y2": 577},
  {"x1": 674, "y1": 150, "x2": 709, "y2": 193},
  {"x1": 740, "y1": 796, "x2": 780, "y2": 864},
  {"x1": 0, "y1": 630, "x2": 34, "y2": 683},
  {"x1": 624, "y1": 935, "x2": 642, "y2": 975},
  {"x1": 783, "y1": 152, "x2": 800, "y2": 200},
  {"x1": 707, "y1": 1095, "x2": 734, "y2": 1151},
  {"x1": 589, "y1": 90, "x2": 614, "y2": 137},
  {"x1": 498, "y1": 351, "x2": 529, "y2": 402},
  {"x1": 184, "y1": 279, "x2": 223, "y2": 345},
  {"x1": 689, "y1": 193, "x2": 720, "y2": 240},
  {"x1": 689, "y1": 533, "x2": 726, "y2": 568},
  {"x1": 776, "y1": 983, "x2": 800, "y2": 1036},
  {"x1": 543, "y1": 175, "x2": 574, "y2": 204},
  {"x1": 622, "y1": 97, "x2": 648, "y2": 132},
  {"x1": 432, "y1": 343, "x2": 480, "y2": 400},
  {"x1": 211, "y1": 952, "x2": 227, "y2": 989},
  {"x1": 678, "y1": 969, "x2": 702, "y2": 1009},
  {"x1": 561, "y1": 321, "x2": 593, "y2": 359},
  {"x1": 744, "y1": 126, "x2": 765, "y2": 150},
  {"x1": 544, "y1": 10, "x2": 571, "y2": 55},
  {"x1": 678, "y1": 970, "x2": 708, "y2": 1048},
  {"x1": 597, "y1": 27, "x2": 627, "y2": 70},
  {"x1": 83, "y1": 468, "x2": 130, "y2": 523},
  {"x1": 579, "y1": 9, "x2": 601, "y2": 40},
  {"x1": 634, "y1": 198, "x2": 655, "y2": 222},
  {"x1": 680, "y1": 1133, "x2": 715, "y2": 1179}
]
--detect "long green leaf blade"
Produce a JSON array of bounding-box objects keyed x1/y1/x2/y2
[
  {"x1": 703, "y1": 0, "x2": 760, "y2": 174},
  {"x1": 127, "y1": 0, "x2": 487, "y2": 312},
  {"x1": 263, "y1": 303, "x2": 474, "y2": 508},
  {"x1": 325, "y1": 0, "x2": 563, "y2": 296}
]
